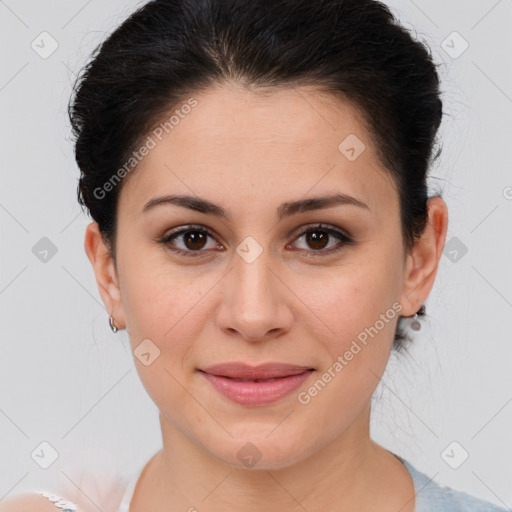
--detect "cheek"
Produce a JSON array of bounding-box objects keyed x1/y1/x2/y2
[
  {"x1": 294, "y1": 271, "x2": 401, "y2": 434},
  {"x1": 298, "y1": 245, "x2": 405, "y2": 408},
  {"x1": 306, "y1": 251, "x2": 402, "y2": 341},
  {"x1": 116, "y1": 243, "x2": 198, "y2": 347},
  {"x1": 117, "y1": 254, "x2": 207, "y2": 408}
]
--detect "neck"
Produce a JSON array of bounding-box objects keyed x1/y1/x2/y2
[{"x1": 137, "y1": 405, "x2": 413, "y2": 512}]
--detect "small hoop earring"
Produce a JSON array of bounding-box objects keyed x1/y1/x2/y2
[{"x1": 109, "y1": 315, "x2": 119, "y2": 333}]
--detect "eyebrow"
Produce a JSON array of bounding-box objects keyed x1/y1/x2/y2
[{"x1": 142, "y1": 193, "x2": 370, "y2": 220}]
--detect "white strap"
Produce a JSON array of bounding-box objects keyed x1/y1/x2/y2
[{"x1": 36, "y1": 491, "x2": 78, "y2": 511}]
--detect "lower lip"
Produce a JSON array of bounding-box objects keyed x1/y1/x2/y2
[{"x1": 201, "y1": 371, "x2": 313, "y2": 406}]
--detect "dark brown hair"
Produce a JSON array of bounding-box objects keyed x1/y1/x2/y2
[{"x1": 68, "y1": 0, "x2": 442, "y2": 350}]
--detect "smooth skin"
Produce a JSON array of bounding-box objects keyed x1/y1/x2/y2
[
  {"x1": 1, "y1": 82, "x2": 447, "y2": 512},
  {"x1": 87, "y1": 83, "x2": 447, "y2": 512}
]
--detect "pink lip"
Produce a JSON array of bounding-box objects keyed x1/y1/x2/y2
[{"x1": 200, "y1": 363, "x2": 314, "y2": 406}]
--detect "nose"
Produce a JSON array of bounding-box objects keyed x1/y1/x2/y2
[{"x1": 215, "y1": 248, "x2": 293, "y2": 343}]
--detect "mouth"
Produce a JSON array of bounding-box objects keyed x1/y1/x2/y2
[{"x1": 199, "y1": 363, "x2": 315, "y2": 406}]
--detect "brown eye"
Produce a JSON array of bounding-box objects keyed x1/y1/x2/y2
[
  {"x1": 160, "y1": 226, "x2": 221, "y2": 257},
  {"x1": 160, "y1": 223, "x2": 353, "y2": 259},
  {"x1": 182, "y1": 230, "x2": 208, "y2": 250},
  {"x1": 304, "y1": 229, "x2": 330, "y2": 250},
  {"x1": 290, "y1": 224, "x2": 353, "y2": 257}
]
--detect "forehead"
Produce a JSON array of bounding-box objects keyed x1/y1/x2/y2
[
  {"x1": 159, "y1": 83, "x2": 370, "y2": 158},
  {"x1": 119, "y1": 83, "x2": 397, "y2": 215}
]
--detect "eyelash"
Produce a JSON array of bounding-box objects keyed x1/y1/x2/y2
[{"x1": 159, "y1": 223, "x2": 354, "y2": 259}]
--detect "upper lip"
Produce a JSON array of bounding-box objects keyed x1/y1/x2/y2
[{"x1": 201, "y1": 363, "x2": 314, "y2": 380}]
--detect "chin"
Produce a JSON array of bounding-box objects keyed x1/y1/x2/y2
[{"x1": 204, "y1": 429, "x2": 318, "y2": 471}]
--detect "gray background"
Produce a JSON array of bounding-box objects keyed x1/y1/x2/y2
[{"x1": 1, "y1": 0, "x2": 511, "y2": 508}]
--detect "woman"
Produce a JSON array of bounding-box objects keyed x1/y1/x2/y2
[{"x1": 1, "y1": 0, "x2": 507, "y2": 511}]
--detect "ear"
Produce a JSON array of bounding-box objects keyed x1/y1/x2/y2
[
  {"x1": 84, "y1": 222, "x2": 125, "y2": 329},
  {"x1": 399, "y1": 196, "x2": 449, "y2": 316}
]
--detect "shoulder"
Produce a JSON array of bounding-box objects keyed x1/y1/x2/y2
[
  {"x1": 401, "y1": 458, "x2": 508, "y2": 512},
  {"x1": 0, "y1": 492, "x2": 82, "y2": 512},
  {"x1": 425, "y1": 485, "x2": 509, "y2": 512}
]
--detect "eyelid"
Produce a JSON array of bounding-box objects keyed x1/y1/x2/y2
[
  {"x1": 159, "y1": 223, "x2": 354, "y2": 258},
  {"x1": 287, "y1": 223, "x2": 354, "y2": 258},
  {"x1": 291, "y1": 223, "x2": 352, "y2": 242},
  {"x1": 159, "y1": 224, "x2": 222, "y2": 257}
]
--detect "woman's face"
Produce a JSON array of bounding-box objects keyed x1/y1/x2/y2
[{"x1": 95, "y1": 83, "x2": 434, "y2": 469}]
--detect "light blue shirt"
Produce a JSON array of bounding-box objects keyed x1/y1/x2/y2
[{"x1": 396, "y1": 455, "x2": 509, "y2": 511}]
